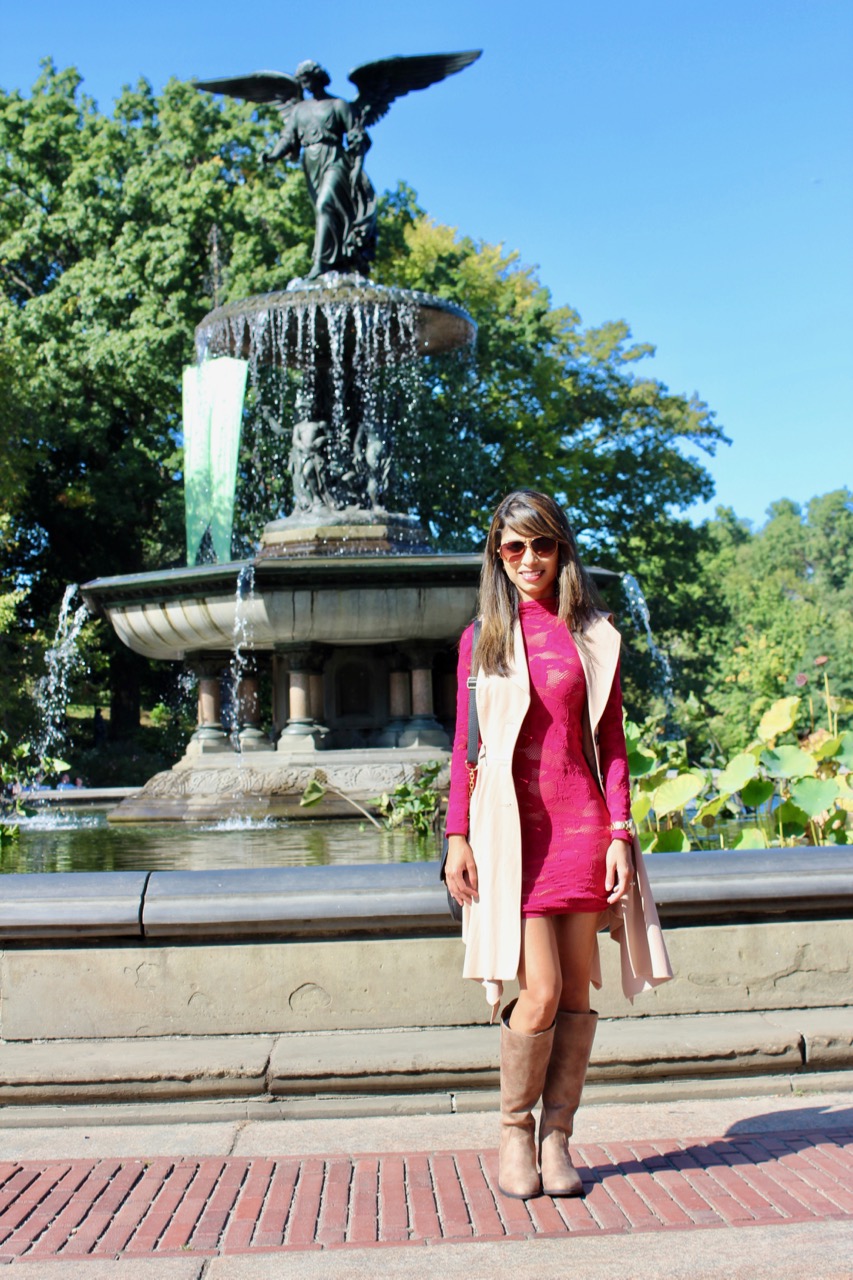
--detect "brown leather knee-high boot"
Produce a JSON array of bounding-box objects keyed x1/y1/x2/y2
[
  {"x1": 538, "y1": 1009, "x2": 598, "y2": 1197},
  {"x1": 498, "y1": 999, "x2": 555, "y2": 1199}
]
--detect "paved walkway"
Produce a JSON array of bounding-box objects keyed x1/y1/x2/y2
[{"x1": 1, "y1": 1090, "x2": 852, "y2": 1276}]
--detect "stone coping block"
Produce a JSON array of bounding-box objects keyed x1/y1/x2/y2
[
  {"x1": 2, "y1": 849, "x2": 852, "y2": 945},
  {"x1": 142, "y1": 863, "x2": 448, "y2": 938},
  {"x1": 647, "y1": 847, "x2": 853, "y2": 916},
  {"x1": 0, "y1": 871, "x2": 148, "y2": 939}
]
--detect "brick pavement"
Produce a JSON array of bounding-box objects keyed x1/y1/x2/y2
[{"x1": 0, "y1": 1128, "x2": 851, "y2": 1263}]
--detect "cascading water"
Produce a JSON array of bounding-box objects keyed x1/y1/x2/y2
[
  {"x1": 227, "y1": 563, "x2": 262, "y2": 752},
  {"x1": 33, "y1": 585, "x2": 90, "y2": 769},
  {"x1": 621, "y1": 572, "x2": 675, "y2": 712},
  {"x1": 193, "y1": 276, "x2": 474, "y2": 534}
]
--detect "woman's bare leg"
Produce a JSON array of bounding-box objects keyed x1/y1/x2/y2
[
  {"x1": 511, "y1": 912, "x2": 601, "y2": 1033},
  {"x1": 553, "y1": 911, "x2": 601, "y2": 1012}
]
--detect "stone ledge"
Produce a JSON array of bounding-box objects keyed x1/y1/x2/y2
[
  {"x1": 0, "y1": 1036, "x2": 273, "y2": 1104},
  {"x1": 0, "y1": 1010, "x2": 849, "y2": 1108}
]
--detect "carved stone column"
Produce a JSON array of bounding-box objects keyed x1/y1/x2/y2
[
  {"x1": 185, "y1": 656, "x2": 230, "y2": 755},
  {"x1": 271, "y1": 652, "x2": 290, "y2": 739},
  {"x1": 397, "y1": 646, "x2": 449, "y2": 748},
  {"x1": 376, "y1": 652, "x2": 411, "y2": 747},
  {"x1": 307, "y1": 648, "x2": 330, "y2": 741},
  {"x1": 277, "y1": 646, "x2": 322, "y2": 752},
  {"x1": 235, "y1": 660, "x2": 268, "y2": 752}
]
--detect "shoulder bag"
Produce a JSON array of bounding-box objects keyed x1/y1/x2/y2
[{"x1": 439, "y1": 620, "x2": 481, "y2": 922}]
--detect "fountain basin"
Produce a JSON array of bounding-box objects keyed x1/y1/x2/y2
[
  {"x1": 82, "y1": 553, "x2": 483, "y2": 662},
  {"x1": 195, "y1": 277, "x2": 476, "y2": 367}
]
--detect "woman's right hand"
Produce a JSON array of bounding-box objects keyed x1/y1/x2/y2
[{"x1": 444, "y1": 835, "x2": 479, "y2": 907}]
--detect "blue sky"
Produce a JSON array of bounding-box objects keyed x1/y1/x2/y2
[{"x1": 3, "y1": 0, "x2": 851, "y2": 528}]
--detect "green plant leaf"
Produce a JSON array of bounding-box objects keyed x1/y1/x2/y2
[
  {"x1": 636, "y1": 765, "x2": 670, "y2": 793},
  {"x1": 628, "y1": 747, "x2": 658, "y2": 777},
  {"x1": 756, "y1": 696, "x2": 800, "y2": 744},
  {"x1": 716, "y1": 752, "x2": 760, "y2": 796},
  {"x1": 733, "y1": 826, "x2": 768, "y2": 849},
  {"x1": 761, "y1": 746, "x2": 818, "y2": 780},
  {"x1": 299, "y1": 777, "x2": 327, "y2": 808},
  {"x1": 651, "y1": 827, "x2": 692, "y2": 852},
  {"x1": 652, "y1": 772, "x2": 706, "y2": 818},
  {"x1": 775, "y1": 799, "x2": 809, "y2": 838},
  {"x1": 638, "y1": 830, "x2": 656, "y2": 853},
  {"x1": 696, "y1": 796, "x2": 726, "y2": 827},
  {"x1": 836, "y1": 732, "x2": 853, "y2": 770},
  {"x1": 631, "y1": 793, "x2": 652, "y2": 825},
  {"x1": 812, "y1": 735, "x2": 843, "y2": 760},
  {"x1": 740, "y1": 778, "x2": 775, "y2": 809},
  {"x1": 789, "y1": 777, "x2": 841, "y2": 819}
]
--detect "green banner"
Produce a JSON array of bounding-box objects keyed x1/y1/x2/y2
[{"x1": 183, "y1": 358, "x2": 248, "y2": 565}]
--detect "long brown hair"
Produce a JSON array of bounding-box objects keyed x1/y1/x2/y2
[{"x1": 476, "y1": 490, "x2": 601, "y2": 676}]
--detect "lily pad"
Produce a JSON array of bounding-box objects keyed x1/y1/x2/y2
[
  {"x1": 740, "y1": 778, "x2": 775, "y2": 809},
  {"x1": 733, "y1": 826, "x2": 768, "y2": 850},
  {"x1": 716, "y1": 752, "x2": 760, "y2": 796},
  {"x1": 696, "y1": 796, "x2": 726, "y2": 827},
  {"x1": 774, "y1": 799, "x2": 809, "y2": 838},
  {"x1": 651, "y1": 827, "x2": 692, "y2": 852},
  {"x1": 756, "y1": 696, "x2": 800, "y2": 744},
  {"x1": 789, "y1": 777, "x2": 841, "y2": 819},
  {"x1": 631, "y1": 793, "x2": 652, "y2": 825},
  {"x1": 652, "y1": 772, "x2": 706, "y2": 819},
  {"x1": 761, "y1": 745, "x2": 817, "y2": 780},
  {"x1": 299, "y1": 777, "x2": 327, "y2": 807},
  {"x1": 628, "y1": 746, "x2": 658, "y2": 777},
  {"x1": 836, "y1": 732, "x2": 853, "y2": 770}
]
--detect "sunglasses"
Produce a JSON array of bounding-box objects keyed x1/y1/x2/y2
[{"x1": 498, "y1": 536, "x2": 560, "y2": 561}]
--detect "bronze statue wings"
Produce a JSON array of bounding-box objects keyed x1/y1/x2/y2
[
  {"x1": 194, "y1": 71, "x2": 302, "y2": 105},
  {"x1": 195, "y1": 51, "x2": 481, "y2": 121},
  {"x1": 348, "y1": 51, "x2": 482, "y2": 127}
]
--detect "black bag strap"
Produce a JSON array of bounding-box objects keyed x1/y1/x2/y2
[{"x1": 466, "y1": 619, "x2": 481, "y2": 767}]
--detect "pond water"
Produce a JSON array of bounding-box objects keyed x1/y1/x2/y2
[{"x1": 0, "y1": 809, "x2": 440, "y2": 875}]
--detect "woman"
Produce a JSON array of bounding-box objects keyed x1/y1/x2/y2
[{"x1": 444, "y1": 489, "x2": 671, "y2": 1200}]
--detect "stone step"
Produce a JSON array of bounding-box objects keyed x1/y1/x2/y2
[{"x1": 0, "y1": 1008, "x2": 850, "y2": 1108}]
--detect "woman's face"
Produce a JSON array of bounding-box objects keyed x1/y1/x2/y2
[{"x1": 498, "y1": 523, "x2": 560, "y2": 602}]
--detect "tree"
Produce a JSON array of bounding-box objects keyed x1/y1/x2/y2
[
  {"x1": 2, "y1": 65, "x2": 727, "y2": 742},
  {"x1": 0, "y1": 61, "x2": 314, "y2": 733},
  {"x1": 371, "y1": 195, "x2": 728, "y2": 722},
  {"x1": 697, "y1": 491, "x2": 853, "y2": 754}
]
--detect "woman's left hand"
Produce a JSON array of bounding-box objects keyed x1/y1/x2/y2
[{"x1": 605, "y1": 839, "x2": 634, "y2": 905}]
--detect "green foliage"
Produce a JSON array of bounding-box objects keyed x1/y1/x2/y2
[
  {"x1": 373, "y1": 197, "x2": 725, "y2": 557},
  {"x1": 374, "y1": 761, "x2": 443, "y2": 835},
  {"x1": 299, "y1": 771, "x2": 382, "y2": 828},
  {"x1": 628, "y1": 689, "x2": 852, "y2": 850},
  {"x1": 0, "y1": 61, "x2": 313, "y2": 734},
  {"x1": 696, "y1": 492, "x2": 853, "y2": 754}
]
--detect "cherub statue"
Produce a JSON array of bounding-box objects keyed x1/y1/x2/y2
[{"x1": 196, "y1": 51, "x2": 481, "y2": 279}]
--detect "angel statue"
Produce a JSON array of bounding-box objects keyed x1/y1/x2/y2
[{"x1": 196, "y1": 51, "x2": 481, "y2": 280}]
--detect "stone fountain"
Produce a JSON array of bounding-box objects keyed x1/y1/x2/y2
[{"x1": 82, "y1": 51, "x2": 494, "y2": 821}]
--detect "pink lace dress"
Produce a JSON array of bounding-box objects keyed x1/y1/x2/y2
[{"x1": 445, "y1": 598, "x2": 632, "y2": 916}]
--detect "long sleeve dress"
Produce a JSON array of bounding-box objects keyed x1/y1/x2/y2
[{"x1": 445, "y1": 597, "x2": 632, "y2": 916}]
